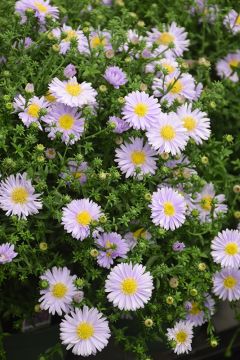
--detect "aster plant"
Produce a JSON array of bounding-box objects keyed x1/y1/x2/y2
[{"x1": 0, "y1": 0, "x2": 240, "y2": 360}]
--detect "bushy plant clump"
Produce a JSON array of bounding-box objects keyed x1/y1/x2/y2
[{"x1": 0, "y1": 1, "x2": 240, "y2": 359}]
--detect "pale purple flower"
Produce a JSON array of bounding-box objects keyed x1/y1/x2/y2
[
  {"x1": 15, "y1": 0, "x2": 59, "y2": 24},
  {"x1": 186, "y1": 302, "x2": 206, "y2": 327},
  {"x1": 105, "y1": 262, "x2": 154, "y2": 310},
  {"x1": 13, "y1": 94, "x2": 26, "y2": 112},
  {"x1": 145, "y1": 57, "x2": 178, "y2": 76},
  {"x1": 167, "y1": 321, "x2": 193, "y2": 355},
  {"x1": 0, "y1": 173, "x2": 42, "y2": 219},
  {"x1": 224, "y1": 9, "x2": 240, "y2": 34},
  {"x1": 52, "y1": 25, "x2": 89, "y2": 55},
  {"x1": 95, "y1": 232, "x2": 129, "y2": 269},
  {"x1": 124, "y1": 229, "x2": 152, "y2": 250},
  {"x1": 103, "y1": 66, "x2": 127, "y2": 89},
  {"x1": 211, "y1": 229, "x2": 240, "y2": 269},
  {"x1": 90, "y1": 31, "x2": 112, "y2": 51},
  {"x1": 150, "y1": 187, "x2": 186, "y2": 230},
  {"x1": 61, "y1": 199, "x2": 102, "y2": 241},
  {"x1": 213, "y1": 268, "x2": 240, "y2": 301},
  {"x1": 172, "y1": 241, "x2": 185, "y2": 252},
  {"x1": 204, "y1": 293, "x2": 215, "y2": 315},
  {"x1": 0, "y1": 243, "x2": 18, "y2": 264},
  {"x1": 115, "y1": 137, "x2": 158, "y2": 178},
  {"x1": 42, "y1": 103, "x2": 85, "y2": 145},
  {"x1": 216, "y1": 52, "x2": 240, "y2": 82},
  {"x1": 18, "y1": 96, "x2": 49, "y2": 128},
  {"x1": 190, "y1": 0, "x2": 218, "y2": 23},
  {"x1": 60, "y1": 306, "x2": 110, "y2": 357},
  {"x1": 108, "y1": 116, "x2": 130, "y2": 133},
  {"x1": 61, "y1": 160, "x2": 88, "y2": 185},
  {"x1": 25, "y1": 83, "x2": 34, "y2": 93},
  {"x1": 64, "y1": 64, "x2": 77, "y2": 78},
  {"x1": 39, "y1": 266, "x2": 77, "y2": 315},
  {"x1": 122, "y1": 91, "x2": 161, "y2": 130}
]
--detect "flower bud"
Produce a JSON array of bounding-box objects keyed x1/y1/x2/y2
[
  {"x1": 144, "y1": 318, "x2": 153, "y2": 327},
  {"x1": 166, "y1": 296, "x2": 174, "y2": 305},
  {"x1": 118, "y1": 97, "x2": 125, "y2": 104},
  {"x1": 39, "y1": 242, "x2": 48, "y2": 251},
  {"x1": 105, "y1": 50, "x2": 115, "y2": 59},
  {"x1": 169, "y1": 277, "x2": 179, "y2": 288},
  {"x1": 140, "y1": 83, "x2": 148, "y2": 91},
  {"x1": 144, "y1": 193, "x2": 152, "y2": 201},
  {"x1": 52, "y1": 44, "x2": 60, "y2": 52},
  {"x1": 137, "y1": 20, "x2": 145, "y2": 27},
  {"x1": 25, "y1": 83, "x2": 34, "y2": 93},
  {"x1": 90, "y1": 249, "x2": 99, "y2": 257},
  {"x1": 99, "y1": 215, "x2": 107, "y2": 223},
  {"x1": 40, "y1": 280, "x2": 49, "y2": 289},
  {"x1": 160, "y1": 152, "x2": 169, "y2": 160},
  {"x1": 210, "y1": 339, "x2": 218, "y2": 348},
  {"x1": 201, "y1": 156, "x2": 208, "y2": 164},
  {"x1": 198, "y1": 262, "x2": 207, "y2": 271},
  {"x1": 233, "y1": 185, "x2": 240, "y2": 193},
  {"x1": 99, "y1": 172, "x2": 107, "y2": 180},
  {"x1": 99, "y1": 85, "x2": 107, "y2": 92},
  {"x1": 234, "y1": 211, "x2": 240, "y2": 219},
  {"x1": 36, "y1": 144, "x2": 45, "y2": 152},
  {"x1": 34, "y1": 304, "x2": 41, "y2": 312},
  {"x1": 190, "y1": 288, "x2": 198, "y2": 296},
  {"x1": 75, "y1": 278, "x2": 85, "y2": 288}
]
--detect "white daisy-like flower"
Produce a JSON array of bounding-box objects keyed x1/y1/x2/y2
[
  {"x1": 176, "y1": 103, "x2": 211, "y2": 144},
  {"x1": 213, "y1": 268, "x2": 240, "y2": 301},
  {"x1": 167, "y1": 320, "x2": 194, "y2": 355},
  {"x1": 61, "y1": 199, "x2": 102, "y2": 241},
  {"x1": 18, "y1": 96, "x2": 49, "y2": 128},
  {"x1": 0, "y1": 173, "x2": 42, "y2": 219},
  {"x1": 146, "y1": 112, "x2": 188, "y2": 155},
  {"x1": 39, "y1": 266, "x2": 77, "y2": 316},
  {"x1": 105, "y1": 262, "x2": 154, "y2": 311},
  {"x1": 60, "y1": 306, "x2": 111, "y2": 357},
  {"x1": 49, "y1": 76, "x2": 97, "y2": 108},
  {"x1": 211, "y1": 229, "x2": 240, "y2": 269},
  {"x1": 185, "y1": 302, "x2": 206, "y2": 327},
  {"x1": 115, "y1": 137, "x2": 158, "y2": 178}
]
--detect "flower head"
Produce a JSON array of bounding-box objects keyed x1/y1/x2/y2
[
  {"x1": 108, "y1": 116, "x2": 130, "y2": 133},
  {"x1": 122, "y1": 91, "x2": 161, "y2": 130},
  {"x1": 224, "y1": 9, "x2": 240, "y2": 34},
  {"x1": 61, "y1": 160, "x2": 88, "y2": 185},
  {"x1": 60, "y1": 306, "x2": 110, "y2": 356},
  {"x1": 185, "y1": 302, "x2": 205, "y2": 327},
  {"x1": 213, "y1": 268, "x2": 240, "y2": 301},
  {"x1": 0, "y1": 173, "x2": 42, "y2": 219},
  {"x1": 39, "y1": 266, "x2": 77, "y2": 315},
  {"x1": 124, "y1": 229, "x2": 151, "y2": 250},
  {"x1": 0, "y1": 243, "x2": 18, "y2": 264},
  {"x1": 216, "y1": 52, "x2": 240, "y2": 83},
  {"x1": 52, "y1": 25, "x2": 89, "y2": 55},
  {"x1": 62, "y1": 199, "x2": 102, "y2": 240},
  {"x1": 150, "y1": 187, "x2": 186, "y2": 230},
  {"x1": 105, "y1": 262, "x2": 153, "y2": 310},
  {"x1": 167, "y1": 320, "x2": 193, "y2": 355},
  {"x1": 15, "y1": 0, "x2": 59, "y2": 24},
  {"x1": 211, "y1": 229, "x2": 240, "y2": 269},
  {"x1": 104, "y1": 66, "x2": 127, "y2": 89},
  {"x1": 115, "y1": 137, "x2": 158, "y2": 178},
  {"x1": 18, "y1": 96, "x2": 49, "y2": 128},
  {"x1": 64, "y1": 64, "x2": 77, "y2": 78}
]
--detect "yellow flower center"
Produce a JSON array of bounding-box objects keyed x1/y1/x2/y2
[
  {"x1": 163, "y1": 201, "x2": 175, "y2": 216},
  {"x1": 34, "y1": 1, "x2": 48, "y2": 13},
  {"x1": 58, "y1": 114, "x2": 75, "y2": 130},
  {"x1": 90, "y1": 36, "x2": 107, "y2": 48},
  {"x1": 223, "y1": 276, "x2": 237, "y2": 289},
  {"x1": 235, "y1": 15, "x2": 240, "y2": 25},
  {"x1": 200, "y1": 195, "x2": 212, "y2": 211},
  {"x1": 225, "y1": 242, "x2": 239, "y2": 256},
  {"x1": 176, "y1": 331, "x2": 188, "y2": 344},
  {"x1": 76, "y1": 322, "x2": 94, "y2": 340},
  {"x1": 156, "y1": 32, "x2": 175, "y2": 46},
  {"x1": 105, "y1": 240, "x2": 113, "y2": 249},
  {"x1": 133, "y1": 228, "x2": 146, "y2": 239},
  {"x1": 160, "y1": 125, "x2": 176, "y2": 140},
  {"x1": 162, "y1": 63, "x2": 175, "y2": 74},
  {"x1": 27, "y1": 103, "x2": 41, "y2": 118},
  {"x1": 134, "y1": 103, "x2": 148, "y2": 117},
  {"x1": 169, "y1": 80, "x2": 183, "y2": 94},
  {"x1": 190, "y1": 302, "x2": 200, "y2": 316},
  {"x1": 229, "y1": 59, "x2": 239, "y2": 69},
  {"x1": 52, "y1": 282, "x2": 67, "y2": 298},
  {"x1": 183, "y1": 116, "x2": 197, "y2": 131},
  {"x1": 65, "y1": 82, "x2": 81, "y2": 96},
  {"x1": 11, "y1": 187, "x2": 28, "y2": 204},
  {"x1": 121, "y1": 277, "x2": 138, "y2": 295},
  {"x1": 76, "y1": 210, "x2": 92, "y2": 226},
  {"x1": 131, "y1": 151, "x2": 146, "y2": 165},
  {"x1": 45, "y1": 91, "x2": 56, "y2": 103},
  {"x1": 64, "y1": 30, "x2": 77, "y2": 42},
  {"x1": 73, "y1": 172, "x2": 82, "y2": 179}
]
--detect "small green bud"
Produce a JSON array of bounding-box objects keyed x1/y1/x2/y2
[
  {"x1": 234, "y1": 211, "x2": 240, "y2": 219},
  {"x1": 75, "y1": 278, "x2": 85, "y2": 288},
  {"x1": 36, "y1": 144, "x2": 45, "y2": 152},
  {"x1": 99, "y1": 85, "x2": 107, "y2": 92},
  {"x1": 3, "y1": 70, "x2": 10, "y2": 77},
  {"x1": 90, "y1": 249, "x2": 99, "y2": 257},
  {"x1": 144, "y1": 193, "x2": 152, "y2": 201},
  {"x1": 198, "y1": 262, "x2": 207, "y2": 271},
  {"x1": 52, "y1": 44, "x2": 60, "y2": 52},
  {"x1": 6, "y1": 102, "x2": 13, "y2": 110},
  {"x1": 99, "y1": 172, "x2": 107, "y2": 180},
  {"x1": 210, "y1": 339, "x2": 218, "y2": 348},
  {"x1": 39, "y1": 242, "x2": 48, "y2": 251},
  {"x1": 99, "y1": 215, "x2": 107, "y2": 223},
  {"x1": 201, "y1": 156, "x2": 208, "y2": 164},
  {"x1": 3, "y1": 95, "x2": 11, "y2": 101},
  {"x1": 118, "y1": 97, "x2": 125, "y2": 104},
  {"x1": 144, "y1": 319, "x2": 153, "y2": 327},
  {"x1": 209, "y1": 101, "x2": 216, "y2": 109},
  {"x1": 190, "y1": 288, "x2": 198, "y2": 296},
  {"x1": 37, "y1": 156, "x2": 45, "y2": 163},
  {"x1": 137, "y1": 20, "x2": 145, "y2": 27},
  {"x1": 225, "y1": 134, "x2": 233, "y2": 143},
  {"x1": 169, "y1": 277, "x2": 179, "y2": 288},
  {"x1": 166, "y1": 296, "x2": 174, "y2": 305},
  {"x1": 40, "y1": 280, "x2": 49, "y2": 289},
  {"x1": 34, "y1": 304, "x2": 41, "y2": 312}
]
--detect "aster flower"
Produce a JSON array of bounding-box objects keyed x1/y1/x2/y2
[
  {"x1": 18, "y1": 96, "x2": 49, "y2": 128},
  {"x1": 103, "y1": 66, "x2": 127, "y2": 89},
  {"x1": 13, "y1": 94, "x2": 26, "y2": 112},
  {"x1": 45, "y1": 148, "x2": 56, "y2": 159},
  {"x1": 0, "y1": 243, "x2": 18, "y2": 264},
  {"x1": 204, "y1": 293, "x2": 215, "y2": 315},
  {"x1": 122, "y1": 91, "x2": 161, "y2": 130},
  {"x1": 49, "y1": 77, "x2": 97, "y2": 108},
  {"x1": 146, "y1": 22, "x2": 189, "y2": 57},
  {"x1": 15, "y1": 0, "x2": 59, "y2": 24},
  {"x1": 124, "y1": 228, "x2": 152, "y2": 250},
  {"x1": 42, "y1": 103, "x2": 85, "y2": 145},
  {"x1": 165, "y1": 155, "x2": 197, "y2": 178},
  {"x1": 193, "y1": 183, "x2": 228, "y2": 223},
  {"x1": 172, "y1": 241, "x2": 185, "y2": 252},
  {"x1": 213, "y1": 268, "x2": 240, "y2": 301},
  {"x1": 64, "y1": 64, "x2": 77, "y2": 78},
  {"x1": 167, "y1": 320, "x2": 193, "y2": 355},
  {"x1": 60, "y1": 306, "x2": 110, "y2": 356},
  {"x1": 105, "y1": 262, "x2": 153, "y2": 311},
  {"x1": 0, "y1": 173, "x2": 42, "y2": 219},
  {"x1": 186, "y1": 302, "x2": 206, "y2": 327},
  {"x1": 216, "y1": 52, "x2": 240, "y2": 82},
  {"x1": 150, "y1": 187, "x2": 186, "y2": 230},
  {"x1": 176, "y1": 103, "x2": 211, "y2": 144},
  {"x1": 39, "y1": 267, "x2": 77, "y2": 315},
  {"x1": 190, "y1": 0, "x2": 218, "y2": 23},
  {"x1": 52, "y1": 25, "x2": 89, "y2": 55},
  {"x1": 108, "y1": 116, "x2": 130, "y2": 134},
  {"x1": 61, "y1": 160, "x2": 88, "y2": 185},
  {"x1": 146, "y1": 112, "x2": 188, "y2": 155},
  {"x1": 224, "y1": 9, "x2": 240, "y2": 34},
  {"x1": 62, "y1": 199, "x2": 102, "y2": 241},
  {"x1": 152, "y1": 72, "x2": 196, "y2": 104},
  {"x1": 115, "y1": 137, "x2": 158, "y2": 178},
  {"x1": 95, "y1": 232, "x2": 129, "y2": 269},
  {"x1": 211, "y1": 229, "x2": 240, "y2": 269},
  {"x1": 145, "y1": 57, "x2": 178, "y2": 76},
  {"x1": 89, "y1": 30, "x2": 112, "y2": 51}
]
